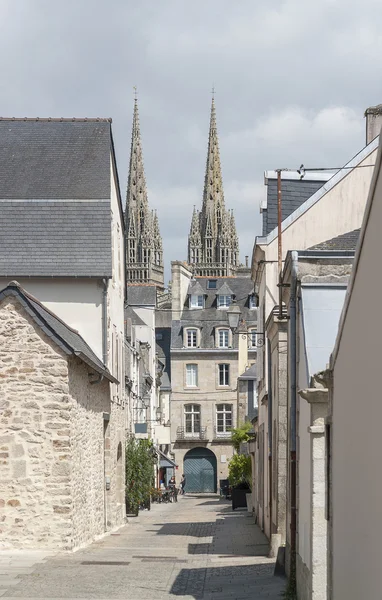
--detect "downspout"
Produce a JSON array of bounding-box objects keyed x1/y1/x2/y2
[
  {"x1": 289, "y1": 251, "x2": 298, "y2": 582},
  {"x1": 267, "y1": 337, "x2": 273, "y2": 549},
  {"x1": 102, "y1": 278, "x2": 109, "y2": 367}
]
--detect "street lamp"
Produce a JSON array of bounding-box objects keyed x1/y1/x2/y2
[
  {"x1": 226, "y1": 300, "x2": 265, "y2": 347},
  {"x1": 227, "y1": 299, "x2": 242, "y2": 330}
]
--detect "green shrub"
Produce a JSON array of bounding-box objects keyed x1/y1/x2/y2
[
  {"x1": 228, "y1": 453, "x2": 252, "y2": 488},
  {"x1": 230, "y1": 421, "x2": 252, "y2": 452},
  {"x1": 125, "y1": 437, "x2": 156, "y2": 514}
]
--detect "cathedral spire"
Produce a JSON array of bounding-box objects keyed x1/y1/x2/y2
[
  {"x1": 125, "y1": 95, "x2": 164, "y2": 290},
  {"x1": 202, "y1": 96, "x2": 225, "y2": 223},
  {"x1": 187, "y1": 96, "x2": 239, "y2": 277}
]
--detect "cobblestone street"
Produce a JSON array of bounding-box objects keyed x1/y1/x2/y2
[{"x1": 0, "y1": 495, "x2": 286, "y2": 600}]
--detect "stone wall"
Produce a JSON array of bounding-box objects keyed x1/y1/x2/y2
[
  {"x1": 0, "y1": 298, "x2": 73, "y2": 549},
  {"x1": 0, "y1": 297, "x2": 125, "y2": 550}
]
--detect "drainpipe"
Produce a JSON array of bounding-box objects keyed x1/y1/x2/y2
[
  {"x1": 102, "y1": 278, "x2": 109, "y2": 367},
  {"x1": 267, "y1": 337, "x2": 273, "y2": 552},
  {"x1": 289, "y1": 251, "x2": 298, "y2": 578}
]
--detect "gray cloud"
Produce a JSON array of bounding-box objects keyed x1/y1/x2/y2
[{"x1": 1, "y1": 0, "x2": 381, "y2": 282}]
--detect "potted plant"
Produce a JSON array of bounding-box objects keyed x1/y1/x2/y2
[
  {"x1": 228, "y1": 453, "x2": 251, "y2": 510},
  {"x1": 228, "y1": 422, "x2": 252, "y2": 511}
]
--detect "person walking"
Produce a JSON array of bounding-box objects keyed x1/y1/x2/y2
[
  {"x1": 168, "y1": 475, "x2": 177, "y2": 502},
  {"x1": 180, "y1": 474, "x2": 186, "y2": 495}
]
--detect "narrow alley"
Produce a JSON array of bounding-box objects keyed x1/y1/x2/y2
[{"x1": 0, "y1": 496, "x2": 286, "y2": 600}]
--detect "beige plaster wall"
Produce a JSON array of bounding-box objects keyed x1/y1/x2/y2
[
  {"x1": 331, "y1": 147, "x2": 382, "y2": 599},
  {"x1": 0, "y1": 278, "x2": 103, "y2": 360}
]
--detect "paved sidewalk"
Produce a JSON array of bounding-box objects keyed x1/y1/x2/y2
[{"x1": 0, "y1": 495, "x2": 285, "y2": 599}]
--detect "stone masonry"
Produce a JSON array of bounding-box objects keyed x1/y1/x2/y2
[{"x1": 0, "y1": 297, "x2": 125, "y2": 550}]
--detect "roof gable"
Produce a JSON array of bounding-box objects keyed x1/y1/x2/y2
[
  {"x1": 257, "y1": 136, "x2": 379, "y2": 246},
  {"x1": 0, "y1": 282, "x2": 116, "y2": 382}
]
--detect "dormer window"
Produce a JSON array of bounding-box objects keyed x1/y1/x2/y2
[
  {"x1": 249, "y1": 295, "x2": 256, "y2": 309},
  {"x1": 215, "y1": 327, "x2": 232, "y2": 348},
  {"x1": 183, "y1": 327, "x2": 201, "y2": 348},
  {"x1": 190, "y1": 294, "x2": 204, "y2": 309},
  {"x1": 187, "y1": 329, "x2": 197, "y2": 348},
  {"x1": 218, "y1": 295, "x2": 232, "y2": 309},
  {"x1": 207, "y1": 280, "x2": 217, "y2": 289}
]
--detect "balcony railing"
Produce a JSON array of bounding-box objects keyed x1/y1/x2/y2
[
  {"x1": 176, "y1": 427, "x2": 208, "y2": 441},
  {"x1": 213, "y1": 428, "x2": 232, "y2": 440}
]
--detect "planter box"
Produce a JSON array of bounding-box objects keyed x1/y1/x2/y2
[{"x1": 231, "y1": 487, "x2": 249, "y2": 511}]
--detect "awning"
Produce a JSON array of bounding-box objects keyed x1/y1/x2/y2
[
  {"x1": 300, "y1": 285, "x2": 347, "y2": 377},
  {"x1": 156, "y1": 448, "x2": 177, "y2": 469}
]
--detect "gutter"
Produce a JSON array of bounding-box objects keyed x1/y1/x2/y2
[{"x1": 102, "y1": 278, "x2": 109, "y2": 367}]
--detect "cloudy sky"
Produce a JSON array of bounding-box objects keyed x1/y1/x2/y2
[{"x1": 1, "y1": 0, "x2": 382, "y2": 282}]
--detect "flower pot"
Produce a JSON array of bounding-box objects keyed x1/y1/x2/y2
[{"x1": 231, "y1": 487, "x2": 249, "y2": 511}]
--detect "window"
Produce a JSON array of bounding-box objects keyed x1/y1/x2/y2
[
  {"x1": 155, "y1": 332, "x2": 163, "y2": 341},
  {"x1": 216, "y1": 404, "x2": 233, "y2": 433},
  {"x1": 206, "y1": 239, "x2": 213, "y2": 262},
  {"x1": 218, "y1": 329, "x2": 229, "y2": 348},
  {"x1": 187, "y1": 329, "x2": 198, "y2": 348},
  {"x1": 190, "y1": 294, "x2": 203, "y2": 308},
  {"x1": 184, "y1": 404, "x2": 201, "y2": 434},
  {"x1": 186, "y1": 364, "x2": 198, "y2": 387},
  {"x1": 207, "y1": 280, "x2": 217, "y2": 289},
  {"x1": 249, "y1": 295, "x2": 256, "y2": 309},
  {"x1": 218, "y1": 364, "x2": 230, "y2": 386},
  {"x1": 249, "y1": 330, "x2": 257, "y2": 348},
  {"x1": 218, "y1": 295, "x2": 232, "y2": 309}
]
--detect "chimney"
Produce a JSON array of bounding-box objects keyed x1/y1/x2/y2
[{"x1": 365, "y1": 105, "x2": 382, "y2": 145}]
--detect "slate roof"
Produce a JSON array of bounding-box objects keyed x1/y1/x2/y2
[
  {"x1": 0, "y1": 119, "x2": 116, "y2": 277},
  {"x1": 262, "y1": 177, "x2": 326, "y2": 236},
  {"x1": 171, "y1": 277, "x2": 257, "y2": 350},
  {"x1": 0, "y1": 282, "x2": 117, "y2": 382},
  {"x1": 127, "y1": 285, "x2": 157, "y2": 306},
  {"x1": 239, "y1": 363, "x2": 257, "y2": 380},
  {"x1": 124, "y1": 306, "x2": 146, "y2": 327},
  {"x1": 307, "y1": 229, "x2": 361, "y2": 252}
]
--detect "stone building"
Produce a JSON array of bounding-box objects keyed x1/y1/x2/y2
[
  {"x1": 125, "y1": 99, "x2": 164, "y2": 290},
  {"x1": 187, "y1": 98, "x2": 239, "y2": 277},
  {"x1": 251, "y1": 114, "x2": 378, "y2": 558},
  {"x1": 281, "y1": 234, "x2": 358, "y2": 599},
  {"x1": 170, "y1": 261, "x2": 257, "y2": 493},
  {"x1": 0, "y1": 117, "x2": 126, "y2": 405},
  {"x1": 0, "y1": 117, "x2": 128, "y2": 549},
  {"x1": 0, "y1": 283, "x2": 124, "y2": 550}
]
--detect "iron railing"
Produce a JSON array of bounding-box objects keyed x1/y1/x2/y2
[{"x1": 176, "y1": 427, "x2": 207, "y2": 441}]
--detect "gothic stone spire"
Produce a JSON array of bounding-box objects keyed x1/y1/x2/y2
[
  {"x1": 125, "y1": 96, "x2": 164, "y2": 290},
  {"x1": 187, "y1": 96, "x2": 239, "y2": 277}
]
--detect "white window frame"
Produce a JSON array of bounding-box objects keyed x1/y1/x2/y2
[
  {"x1": 249, "y1": 295, "x2": 256, "y2": 309},
  {"x1": 184, "y1": 404, "x2": 201, "y2": 435},
  {"x1": 218, "y1": 295, "x2": 232, "y2": 309},
  {"x1": 218, "y1": 329, "x2": 229, "y2": 348},
  {"x1": 186, "y1": 328, "x2": 198, "y2": 348},
  {"x1": 218, "y1": 363, "x2": 230, "y2": 386},
  {"x1": 190, "y1": 294, "x2": 204, "y2": 309},
  {"x1": 216, "y1": 404, "x2": 233, "y2": 434},
  {"x1": 186, "y1": 364, "x2": 198, "y2": 387}
]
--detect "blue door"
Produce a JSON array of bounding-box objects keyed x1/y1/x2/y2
[{"x1": 184, "y1": 448, "x2": 217, "y2": 493}]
